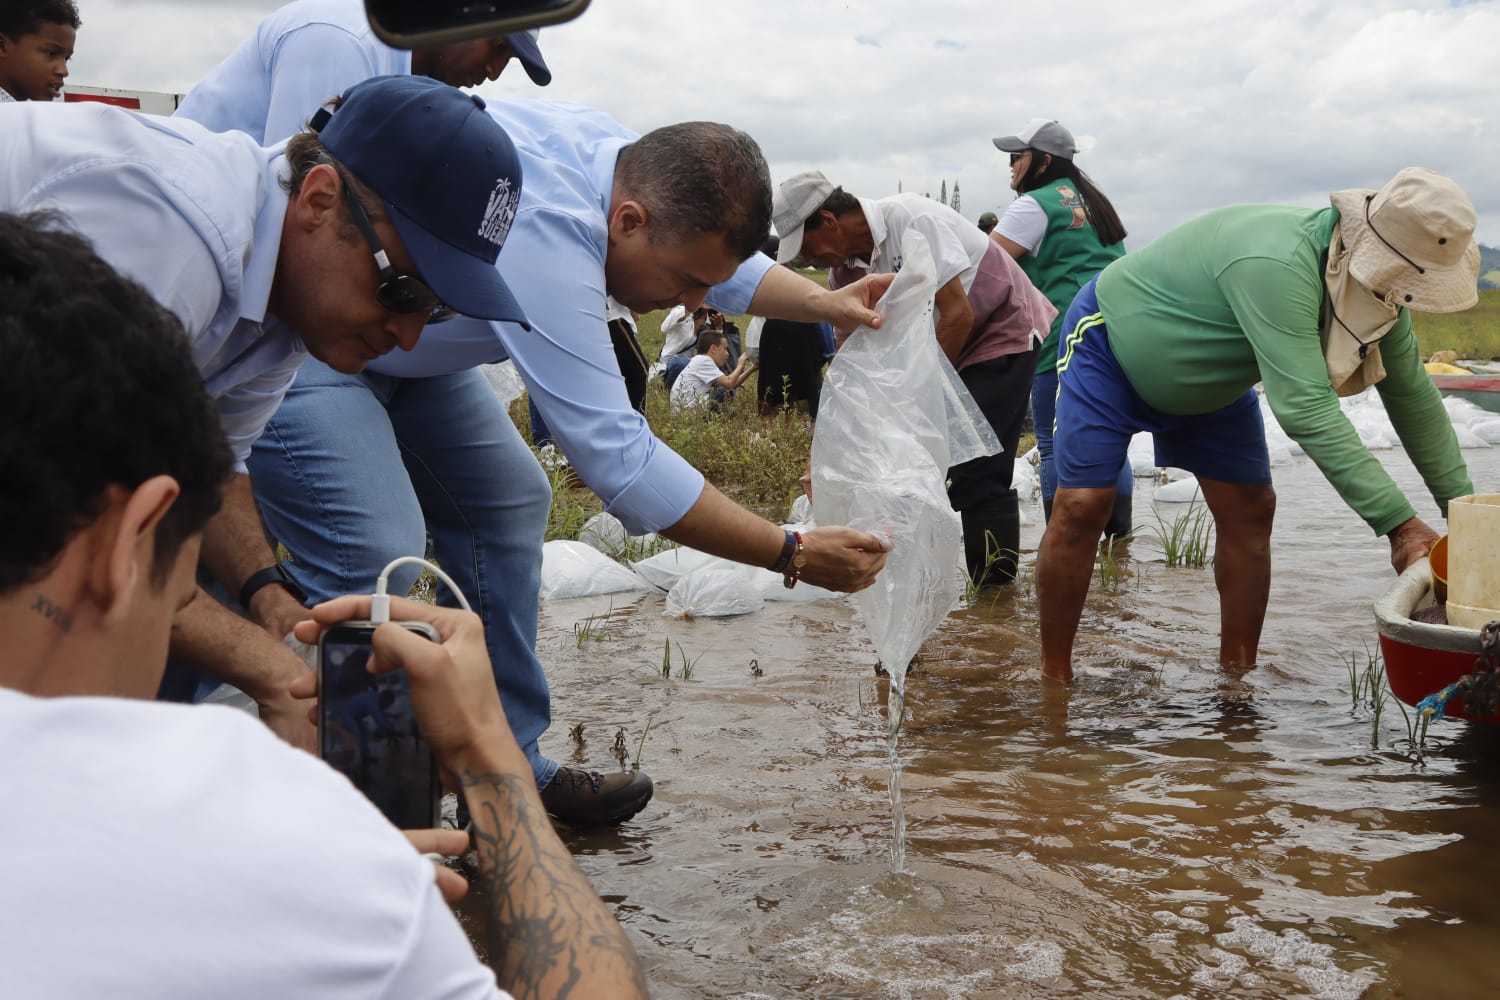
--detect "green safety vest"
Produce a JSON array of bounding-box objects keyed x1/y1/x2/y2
[{"x1": 1017, "y1": 177, "x2": 1125, "y2": 375}]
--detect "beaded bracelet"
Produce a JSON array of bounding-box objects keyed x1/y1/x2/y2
[{"x1": 782, "y1": 532, "x2": 806, "y2": 590}]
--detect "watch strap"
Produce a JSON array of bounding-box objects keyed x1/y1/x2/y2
[{"x1": 238, "y1": 563, "x2": 308, "y2": 609}]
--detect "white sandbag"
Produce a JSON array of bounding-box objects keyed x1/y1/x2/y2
[
  {"x1": 664, "y1": 565, "x2": 764, "y2": 618},
  {"x1": 480, "y1": 360, "x2": 526, "y2": 409},
  {"x1": 810, "y1": 231, "x2": 996, "y2": 701},
  {"x1": 1472, "y1": 420, "x2": 1500, "y2": 444},
  {"x1": 1453, "y1": 423, "x2": 1492, "y2": 449},
  {"x1": 539, "y1": 540, "x2": 647, "y2": 600},
  {"x1": 1154, "y1": 477, "x2": 1202, "y2": 503},
  {"x1": 578, "y1": 512, "x2": 629, "y2": 555},
  {"x1": 752, "y1": 565, "x2": 842, "y2": 603},
  {"x1": 1128, "y1": 432, "x2": 1156, "y2": 477},
  {"x1": 787, "y1": 494, "x2": 815, "y2": 525},
  {"x1": 630, "y1": 545, "x2": 721, "y2": 591}
]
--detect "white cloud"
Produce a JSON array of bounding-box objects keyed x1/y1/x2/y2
[{"x1": 65, "y1": 0, "x2": 1500, "y2": 246}]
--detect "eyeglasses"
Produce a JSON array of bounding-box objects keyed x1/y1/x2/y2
[
  {"x1": 318, "y1": 155, "x2": 456, "y2": 324},
  {"x1": 1009, "y1": 152, "x2": 1029, "y2": 165}
]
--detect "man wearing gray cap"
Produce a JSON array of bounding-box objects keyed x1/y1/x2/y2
[
  {"x1": 774, "y1": 170, "x2": 1056, "y2": 587},
  {"x1": 1038, "y1": 167, "x2": 1480, "y2": 684}
]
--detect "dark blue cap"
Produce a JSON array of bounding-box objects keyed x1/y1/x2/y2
[
  {"x1": 506, "y1": 30, "x2": 551, "y2": 87},
  {"x1": 312, "y1": 75, "x2": 528, "y2": 327}
]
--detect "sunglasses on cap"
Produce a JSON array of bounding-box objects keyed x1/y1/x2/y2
[{"x1": 317, "y1": 155, "x2": 457, "y2": 324}]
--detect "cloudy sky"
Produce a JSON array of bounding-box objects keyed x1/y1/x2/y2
[{"x1": 67, "y1": 0, "x2": 1499, "y2": 248}]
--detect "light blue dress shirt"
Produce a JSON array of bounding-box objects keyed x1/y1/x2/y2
[
  {"x1": 0, "y1": 101, "x2": 301, "y2": 472},
  {"x1": 368, "y1": 99, "x2": 776, "y2": 533},
  {"x1": 175, "y1": 0, "x2": 409, "y2": 145}
]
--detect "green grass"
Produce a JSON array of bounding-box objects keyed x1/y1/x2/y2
[
  {"x1": 1411, "y1": 288, "x2": 1500, "y2": 360},
  {"x1": 1151, "y1": 504, "x2": 1214, "y2": 569}
]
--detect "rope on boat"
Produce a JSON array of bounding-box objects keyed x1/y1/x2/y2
[
  {"x1": 1417, "y1": 622, "x2": 1500, "y2": 729},
  {"x1": 1416, "y1": 682, "x2": 1466, "y2": 722}
]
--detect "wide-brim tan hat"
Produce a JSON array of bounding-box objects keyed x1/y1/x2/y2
[{"x1": 1330, "y1": 167, "x2": 1480, "y2": 314}]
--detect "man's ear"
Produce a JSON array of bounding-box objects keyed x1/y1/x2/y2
[
  {"x1": 97, "y1": 476, "x2": 181, "y2": 628},
  {"x1": 290, "y1": 163, "x2": 342, "y2": 233},
  {"x1": 609, "y1": 199, "x2": 649, "y2": 240}
]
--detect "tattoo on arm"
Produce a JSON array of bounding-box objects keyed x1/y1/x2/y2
[
  {"x1": 458, "y1": 767, "x2": 649, "y2": 1000},
  {"x1": 30, "y1": 594, "x2": 73, "y2": 634}
]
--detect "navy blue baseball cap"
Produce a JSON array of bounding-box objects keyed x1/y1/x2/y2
[
  {"x1": 506, "y1": 30, "x2": 551, "y2": 86},
  {"x1": 311, "y1": 75, "x2": 529, "y2": 327}
]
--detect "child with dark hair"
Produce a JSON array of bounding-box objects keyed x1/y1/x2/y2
[{"x1": 0, "y1": 0, "x2": 79, "y2": 102}]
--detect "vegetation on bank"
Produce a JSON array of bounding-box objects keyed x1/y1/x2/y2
[{"x1": 1412, "y1": 289, "x2": 1500, "y2": 360}]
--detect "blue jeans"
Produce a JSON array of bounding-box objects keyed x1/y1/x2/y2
[
  {"x1": 248, "y1": 360, "x2": 559, "y2": 790},
  {"x1": 1032, "y1": 370, "x2": 1134, "y2": 506}
]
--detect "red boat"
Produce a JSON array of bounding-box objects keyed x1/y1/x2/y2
[{"x1": 1374, "y1": 558, "x2": 1500, "y2": 724}]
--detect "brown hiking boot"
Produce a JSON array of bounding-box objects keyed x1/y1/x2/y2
[{"x1": 540, "y1": 767, "x2": 654, "y2": 826}]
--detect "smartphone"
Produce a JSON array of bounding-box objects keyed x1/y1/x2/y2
[
  {"x1": 364, "y1": 0, "x2": 592, "y2": 49},
  {"x1": 318, "y1": 619, "x2": 440, "y2": 829}
]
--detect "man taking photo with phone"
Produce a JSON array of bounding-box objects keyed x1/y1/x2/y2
[
  {"x1": 1, "y1": 74, "x2": 531, "y2": 750},
  {"x1": 0, "y1": 210, "x2": 647, "y2": 1000}
]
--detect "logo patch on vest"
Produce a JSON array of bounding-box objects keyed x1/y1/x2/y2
[
  {"x1": 477, "y1": 176, "x2": 519, "y2": 247},
  {"x1": 1056, "y1": 184, "x2": 1088, "y2": 230}
]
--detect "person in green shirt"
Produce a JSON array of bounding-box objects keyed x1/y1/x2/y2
[{"x1": 1037, "y1": 167, "x2": 1480, "y2": 684}]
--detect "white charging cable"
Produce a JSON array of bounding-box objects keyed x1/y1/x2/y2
[{"x1": 370, "y1": 556, "x2": 473, "y2": 624}]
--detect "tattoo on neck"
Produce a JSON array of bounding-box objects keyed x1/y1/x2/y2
[{"x1": 31, "y1": 595, "x2": 73, "y2": 634}]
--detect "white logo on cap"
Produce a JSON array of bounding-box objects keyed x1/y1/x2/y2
[{"x1": 477, "y1": 176, "x2": 519, "y2": 248}]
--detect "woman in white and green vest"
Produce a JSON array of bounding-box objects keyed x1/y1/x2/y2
[{"x1": 989, "y1": 119, "x2": 1133, "y2": 536}]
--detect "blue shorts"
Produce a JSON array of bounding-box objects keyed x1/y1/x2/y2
[{"x1": 1053, "y1": 277, "x2": 1271, "y2": 489}]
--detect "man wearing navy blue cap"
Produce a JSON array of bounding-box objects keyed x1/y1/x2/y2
[
  {"x1": 0, "y1": 74, "x2": 528, "y2": 752},
  {"x1": 177, "y1": 0, "x2": 550, "y2": 146}
]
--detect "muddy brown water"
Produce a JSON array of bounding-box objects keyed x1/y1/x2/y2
[{"x1": 479, "y1": 449, "x2": 1500, "y2": 999}]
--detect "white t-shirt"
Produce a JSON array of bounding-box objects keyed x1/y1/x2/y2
[
  {"x1": 0, "y1": 688, "x2": 510, "y2": 1000},
  {"x1": 854, "y1": 194, "x2": 994, "y2": 293},
  {"x1": 658, "y1": 304, "x2": 697, "y2": 361},
  {"x1": 670, "y1": 353, "x2": 726, "y2": 408},
  {"x1": 993, "y1": 194, "x2": 1048, "y2": 255}
]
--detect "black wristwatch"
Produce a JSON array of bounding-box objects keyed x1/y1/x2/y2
[{"x1": 238, "y1": 563, "x2": 308, "y2": 609}]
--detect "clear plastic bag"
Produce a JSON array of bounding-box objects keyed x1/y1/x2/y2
[{"x1": 810, "y1": 230, "x2": 1000, "y2": 689}]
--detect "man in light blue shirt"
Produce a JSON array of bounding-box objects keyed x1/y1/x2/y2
[
  {"x1": 176, "y1": 0, "x2": 550, "y2": 143},
  {"x1": 0, "y1": 75, "x2": 529, "y2": 748},
  {"x1": 241, "y1": 100, "x2": 895, "y2": 826}
]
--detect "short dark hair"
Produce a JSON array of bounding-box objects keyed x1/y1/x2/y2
[
  {"x1": 0, "y1": 0, "x2": 81, "y2": 38},
  {"x1": 0, "y1": 212, "x2": 232, "y2": 592},
  {"x1": 804, "y1": 187, "x2": 862, "y2": 232},
  {"x1": 281, "y1": 127, "x2": 384, "y2": 239},
  {"x1": 615, "y1": 122, "x2": 771, "y2": 261},
  {"x1": 695, "y1": 329, "x2": 727, "y2": 355}
]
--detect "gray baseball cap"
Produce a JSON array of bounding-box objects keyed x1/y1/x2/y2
[
  {"x1": 772, "y1": 169, "x2": 835, "y2": 263},
  {"x1": 992, "y1": 118, "x2": 1077, "y2": 159}
]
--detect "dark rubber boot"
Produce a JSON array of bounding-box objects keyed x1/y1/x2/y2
[
  {"x1": 1105, "y1": 490, "x2": 1133, "y2": 540},
  {"x1": 962, "y1": 490, "x2": 1022, "y2": 587}
]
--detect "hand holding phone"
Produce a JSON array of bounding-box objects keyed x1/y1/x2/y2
[
  {"x1": 318, "y1": 619, "x2": 440, "y2": 829},
  {"x1": 294, "y1": 596, "x2": 513, "y2": 780}
]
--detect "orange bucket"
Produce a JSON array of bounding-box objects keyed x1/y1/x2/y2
[{"x1": 1430, "y1": 534, "x2": 1449, "y2": 604}]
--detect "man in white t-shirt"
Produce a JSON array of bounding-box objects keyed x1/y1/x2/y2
[
  {"x1": 0, "y1": 213, "x2": 646, "y2": 999},
  {"x1": 671, "y1": 328, "x2": 756, "y2": 410},
  {"x1": 773, "y1": 172, "x2": 1054, "y2": 586}
]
